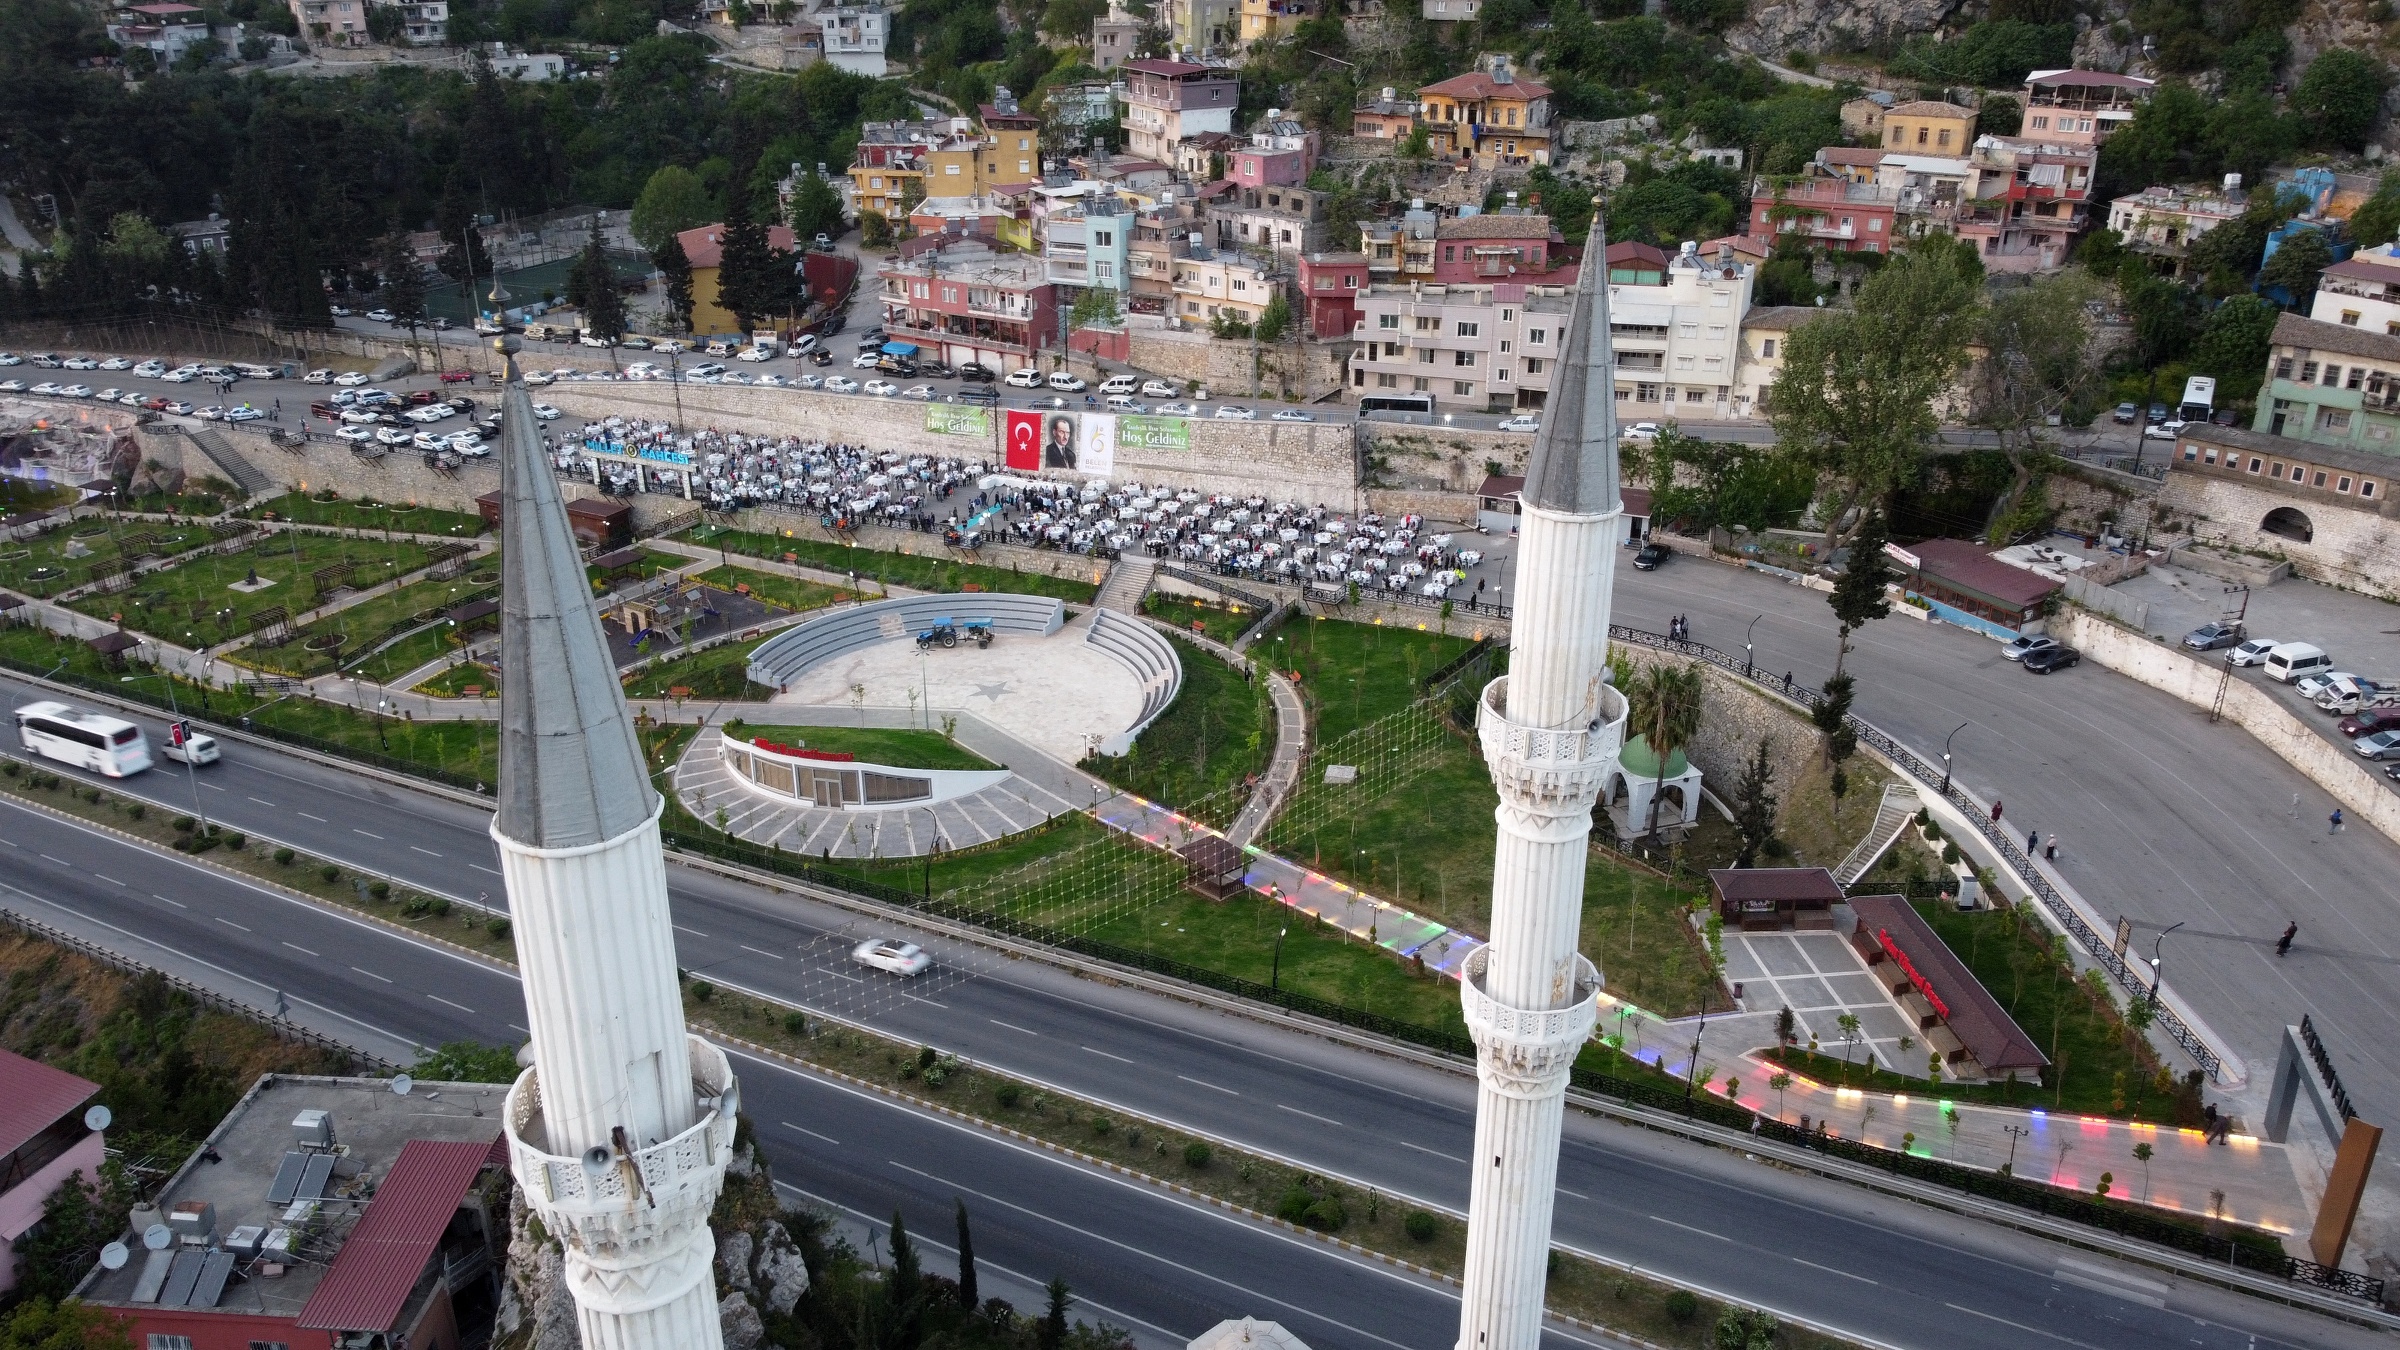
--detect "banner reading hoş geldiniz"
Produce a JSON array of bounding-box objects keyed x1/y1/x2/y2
[{"x1": 1004, "y1": 410, "x2": 1116, "y2": 476}]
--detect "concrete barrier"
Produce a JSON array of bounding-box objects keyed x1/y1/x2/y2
[{"x1": 2056, "y1": 608, "x2": 2400, "y2": 848}]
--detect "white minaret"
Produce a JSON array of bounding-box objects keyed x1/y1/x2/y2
[
  {"x1": 491, "y1": 337, "x2": 738, "y2": 1350},
  {"x1": 1456, "y1": 227, "x2": 1627, "y2": 1350}
]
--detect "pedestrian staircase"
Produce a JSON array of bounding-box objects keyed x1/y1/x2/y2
[
  {"x1": 184, "y1": 427, "x2": 278, "y2": 500},
  {"x1": 1091, "y1": 554, "x2": 1156, "y2": 618},
  {"x1": 1832, "y1": 781, "x2": 1922, "y2": 886}
]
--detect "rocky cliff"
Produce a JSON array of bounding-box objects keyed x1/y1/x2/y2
[{"x1": 1725, "y1": 0, "x2": 1980, "y2": 61}]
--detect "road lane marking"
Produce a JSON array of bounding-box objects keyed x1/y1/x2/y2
[
  {"x1": 470, "y1": 864, "x2": 501, "y2": 876},
  {"x1": 298, "y1": 812, "x2": 327, "y2": 822},
  {"x1": 2048, "y1": 1265, "x2": 2165, "y2": 1309},
  {"x1": 740, "y1": 945, "x2": 786, "y2": 961},
  {"x1": 354, "y1": 829, "x2": 383, "y2": 839},
  {"x1": 217, "y1": 917, "x2": 249, "y2": 932},
  {"x1": 1943, "y1": 1302, "x2": 2104, "y2": 1348},
  {"x1": 1649, "y1": 1215, "x2": 1729, "y2": 1242},
  {"x1": 428, "y1": 995, "x2": 476, "y2": 1014},
  {"x1": 989, "y1": 1019, "x2": 1038, "y2": 1036},
  {"x1": 1275, "y1": 1104, "x2": 1343, "y2": 1128},
  {"x1": 96, "y1": 875, "x2": 122, "y2": 886},
  {"x1": 782, "y1": 1121, "x2": 840, "y2": 1146},
  {"x1": 1398, "y1": 1140, "x2": 1464, "y2": 1162},
  {"x1": 152, "y1": 894, "x2": 186, "y2": 908},
  {"x1": 353, "y1": 966, "x2": 394, "y2": 983},
  {"x1": 673, "y1": 925, "x2": 709, "y2": 937},
  {"x1": 1793, "y1": 1257, "x2": 1876, "y2": 1285},
  {"x1": 199, "y1": 782, "x2": 223, "y2": 792},
  {"x1": 410, "y1": 846, "x2": 443, "y2": 857},
  {"x1": 1555, "y1": 1187, "x2": 1588, "y2": 1199},
  {"x1": 39, "y1": 854, "x2": 68, "y2": 865},
  {"x1": 1177, "y1": 1074, "x2": 1238, "y2": 1095},
  {"x1": 283, "y1": 942, "x2": 320, "y2": 957},
  {"x1": 1081, "y1": 1045, "x2": 1137, "y2": 1065},
  {"x1": 249, "y1": 797, "x2": 276, "y2": 806}
]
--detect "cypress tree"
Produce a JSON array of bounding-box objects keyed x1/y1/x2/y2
[
  {"x1": 954, "y1": 1199, "x2": 978, "y2": 1310},
  {"x1": 655, "y1": 233, "x2": 694, "y2": 333}
]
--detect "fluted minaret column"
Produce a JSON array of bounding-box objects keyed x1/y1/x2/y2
[
  {"x1": 1456, "y1": 228, "x2": 1628, "y2": 1350},
  {"x1": 487, "y1": 336, "x2": 737, "y2": 1350}
]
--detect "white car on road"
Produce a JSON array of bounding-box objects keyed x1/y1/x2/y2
[
  {"x1": 1621, "y1": 422, "x2": 1660, "y2": 443},
  {"x1": 1497, "y1": 414, "x2": 1541, "y2": 433},
  {"x1": 825, "y1": 376, "x2": 861, "y2": 393},
  {"x1": 333, "y1": 371, "x2": 370, "y2": 386},
  {"x1": 336, "y1": 425, "x2": 375, "y2": 444},
  {"x1": 1005, "y1": 368, "x2": 1042, "y2": 388},
  {"x1": 852, "y1": 938, "x2": 931, "y2": 977},
  {"x1": 1214, "y1": 405, "x2": 1256, "y2": 420},
  {"x1": 1140, "y1": 379, "x2": 1177, "y2": 399},
  {"x1": 532, "y1": 403, "x2": 561, "y2": 420},
  {"x1": 1047, "y1": 371, "x2": 1088, "y2": 392},
  {"x1": 865, "y1": 379, "x2": 900, "y2": 397}
]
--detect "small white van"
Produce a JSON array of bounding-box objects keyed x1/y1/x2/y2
[
  {"x1": 2262, "y1": 642, "x2": 2334, "y2": 684},
  {"x1": 1099, "y1": 374, "x2": 1141, "y2": 395}
]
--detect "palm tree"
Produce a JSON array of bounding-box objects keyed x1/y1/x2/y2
[{"x1": 1624, "y1": 661, "x2": 1706, "y2": 839}]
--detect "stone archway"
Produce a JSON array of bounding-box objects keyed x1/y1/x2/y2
[{"x1": 2261, "y1": 506, "x2": 2314, "y2": 543}]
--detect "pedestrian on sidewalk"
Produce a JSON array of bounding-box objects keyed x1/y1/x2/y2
[
  {"x1": 1991, "y1": 799, "x2": 2004, "y2": 823},
  {"x1": 2026, "y1": 828, "x2": 2038, "y2": 853},
  {"x1": 2044, "y1": 836, "x2": 2058, "y2": 861},
  {"x1": 2330, "y1": 808, "x2": 2345, "y2": 835},
  {"x1": 2276, "y1": 922, "x2": 2297, "y2": 956}
]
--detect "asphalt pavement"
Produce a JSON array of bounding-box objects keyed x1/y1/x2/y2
[{"x1": 0, "y1": 675, "x2": 2385, "y2": 1349}]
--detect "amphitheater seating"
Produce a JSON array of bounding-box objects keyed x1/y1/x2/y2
[
  {"x1": 1085, "y1": 609, "x2": 1183, "y2": 755},
  {"x1": 746, "y1": 594, "x2": 1065, "y2": 691}
]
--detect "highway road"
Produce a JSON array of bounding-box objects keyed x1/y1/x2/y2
[{"x1": 0, "y1": 676, "x2": 2384, "y2": 1350}]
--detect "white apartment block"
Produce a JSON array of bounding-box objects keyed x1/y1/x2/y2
[
  {"x1": 1610, "y1": 243, "x2": 1754, "y2": 418},
  {"x1": 1350, "y1": 282, "x2": 1575, "y2": 412},
  {"x1": 819, "y1": 5, "x2": 887, "y2": 75},
  {"x1": 2313, "y1": 244, "x2": 2400, "y2": 336}
]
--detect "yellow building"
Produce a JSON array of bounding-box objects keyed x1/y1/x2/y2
[
  {"x1": 674, "y1": 222, "x2": 799, "y2": 336},
  {"x1": 1415, "y1": 65, "x2": 1552, "y2": 168},
  {"x1": 1880, "y1": 100, "x2": 1977, "y2": 155},
  {"x1": 1238, "y1": 0, "x2": 1316, "y2": 42},
  {"x1": 1171, "y1": 249, "x2": 1277, "y2": 325},
  {"x1": 849, "y1": 111, "x2": 1042, "y2": 228}
]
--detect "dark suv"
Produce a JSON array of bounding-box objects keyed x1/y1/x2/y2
[
  {"x1": 1632, "y1": 542, "x2": 1670, "y2": 570},
  {"x1": 957, "y1": 363, "x2": 997, "y2": 383}
]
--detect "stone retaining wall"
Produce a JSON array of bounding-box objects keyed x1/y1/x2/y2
[
  {"x1": 1121, "y1": 327, "x2": 1350, "y2": 401},
  {"x1": 2056, "y1": 608, "x2": 2400, "y2": 848},
  {"x1": 1364, "y1": 422, "x2": 1533, "y2": 495},
  {"x1": 1613, "y1": 644, "x2": 1820, "y2": 805},
  {"x1": 2156, "y1": 467, "x2": 2398, "y2": 600}
]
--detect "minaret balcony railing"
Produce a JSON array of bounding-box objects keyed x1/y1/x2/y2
[
  {"x1": 1459, "y1": 946, "x2": 1600, "y2": 1095},
  {"x1": 506, "y1": 1035, "x2": 739, "y2": 1227},
  {"x1": 1475, "y1": 675, "x2": 1624, "y2": 813}
]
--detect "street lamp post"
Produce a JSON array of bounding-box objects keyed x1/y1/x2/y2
[
  {"x1": 1683, "y1": 1012, "x2": 1708, "y2": 1109},
  {"x1": 1270, "y1": 925, "x2": 1288, "y2": 992},
  {"x1": 1940, "y1": 721, "x2": 1969, "y2": 795},
  {"x1": 1744, "y1": 614, "x2": 1761, "y2": 678},
  {"x1": 2147, "y1": 921, "x2": 2185, "y2": 1009},
  {"x1": 121, "y1": 672, "x2": 207, "y2": 831},
  {"x1": 2001, "y1": 1123, "x2": 2029, "y2": 1175}
]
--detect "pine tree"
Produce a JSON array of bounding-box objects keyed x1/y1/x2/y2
[
  {"x1": 655, "y1": 234, "x2": 694, "y2": 333},
  {"x1": 435, "y1": 169, "x2": 489, "y2": 286},
  {"x1": 378, "y1": 231, "x2": 428, "y2": 335},
  {"x1": 954, "y1": 1199, "x2": 978, "y2": 1310},
  {"x1": 572, "y1": 218, "x2": 627, "y2": 343},
  {"x1": 1040, "y1": 1277, "x2": 1072, "y2": 1350},
  {"x1": 885, "y1": 1210, "x2": 922, "y2": 1347},
  {"x1": 1826, "y1": 508, "x2": 1893, "y2": 679},
  {"x1": 789, "y1": 172, "x2": 846, "y2": 242},
  {"x1": 1732, "y1": 738, "x2": 1778, "y2": 868}
]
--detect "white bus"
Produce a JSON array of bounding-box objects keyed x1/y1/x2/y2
[{"x1": 15, "y1": 701, "x2": 151, "y2": 777}]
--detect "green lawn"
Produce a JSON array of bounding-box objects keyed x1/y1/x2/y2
[
  {"x1": 69, "y1": 531, "x2": 434, "y2": 645},
  {"x1": 1763, "y1": 899, "x2": 2183, "y2": 1121},
  {"x1": 1141, "y1": 594, "x2": 1265, "y2": 647},
  {"x1": 623, "y1": 638, "x2": 774, "y2": 701},
  {"x1": 724, "y1": 721, "x2": 997, "y2": 771},
  {"x1": 125, "y1": 486, "x2": 232, "y2": 518},
  {"x1": 413, "y1": 661, "x2": 497, "y2": 698},
  {"x1": 246, "y1": 492, "x2": 486, "y2": 540},
  {"x1": 0, "y1": 519, "x2": 229, "y2": 597},
  {"x1": 695, "y1": 565, "x2": 853, "y2": 614},
  {"x1": 1267, "y1": 615, "x2": 1478, "y2": 745},
  {"x1": 677, "y1": 524, "x2": 1102, "y2": 603},
  {"x1": 355, "y1": 625, "x2": 465, "y2": 686},
  {"x1": 234, "y1": 575, "x2": 495, "y2": 677},
  {"x1": 1080, "y1": 634, "x2": 1273, "y2": 827}
]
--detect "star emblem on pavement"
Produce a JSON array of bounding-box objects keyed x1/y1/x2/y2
[{"x1": 971, "y1": 681, "x2": 1011, "y2": 701}]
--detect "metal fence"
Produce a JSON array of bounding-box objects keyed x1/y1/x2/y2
[{"x1": 1607, "y1": 623, "x2": 2225, "y2": 1083}]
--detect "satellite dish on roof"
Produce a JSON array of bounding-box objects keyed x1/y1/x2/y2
[
  {"x1": 84, "y1": 1104, "x2": 112, "y2": 1132},
  {"x1": 142, "y1": 1225, "x2": 172, "y2": 1251},
  {"x1": 99, "y1": 1242, "x2": 129, "y2": 1270},
  {"x1": 390, "y1": 1075, "x2": 414, "y2": 1097}
]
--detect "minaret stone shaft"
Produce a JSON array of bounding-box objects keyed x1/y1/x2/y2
[
  {"x1": 490, "y1": 337, "x2": 736, "y2": 1350},
  {"x1": 1456, "y1": 228, "x2": 1627, "y2": 1350}
]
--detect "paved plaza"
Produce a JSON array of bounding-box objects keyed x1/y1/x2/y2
[{"x1": 1721, "y1": 930, "x2": 1921, "y2": 1075}]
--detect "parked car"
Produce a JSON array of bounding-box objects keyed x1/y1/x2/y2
[
  {"x1": 1214, "y1": 405, "x2": 1256, "y2": 420},
  {"x1": 955, "y1": 385, "x2": 998, "y2": 404},
  {"x1": 1099, "y1": 374, "x2": 1141, "y2": 395},
  {"x1": 2112, "y1": 402, "x2": 2139, "y2": 423},
  {"x1": 1156, "y1": 401, "x2": 1199, "y2": 416},
  {"x1": 852, "y1": 352, "x2": 884, "y2": 370},
  {"x1": 958, "y1": 363, "x2": 997, "y2": 383},
  {"x1": 1270, "y1": 409, "x2": 1315, "y2": 422},
  {"x1": 1005, "y1": 368, "x2": 1042, "y2": 388},
  {"x1": 97, "y1": 357, "x2": 132, "y2": 371},
  {"x1": 301, "y1": 368, "x2": 332, "y2": 384},
  {"x1": 2143, "y1": 420, "x2": 2185, "y2": 441},
  {"x1": 791, "y1": 334, "x2": 820, "y2": 355},
  {"x1": 813, "y1": 233, "x2": 835, "y2": 252},
  {"x1": 1632, "y1": 542, "x2": 1671, "y2": 570},
  {"x1": 1047, "y1": 371, "x2": 1088, "y2": 392},
  {"x1": 2146, "y1": 402, "x2": 2169, "y2": 423},
  {"x1": 58, "y1": 384, "x2": 92, "y2": 398},
  {"x1": 333, "y1": 371, "x2": 370, "y2": 386},
  {"x1": 2354, "y1": 730, "x2": 2400, "y2": 761},
  {"x1": 336, "y1": 425, "x2": 375, "y2": 444},
  {"x1": 852, "y1": 938, "x2": 931, "y2": 977},
  {"x1": 60, "y1": 357, "x2": 97, "y2": 370},
  {"x1": 2021, "y1": 645, "x2": 2081, "y2": 673},
  {"x1": 0, "y1": 381, "x2": 25, "y2": 393},
  {"x1": 134, "y1": 361, "x2": 168, "y2": 378},
  {"x1": 736, "y1": 345, "x2": 773, "y2": 362},
  {"x1": 864, "y1": 379, "x2": 900, "y2": 396},
  {"x1": 825, "y1": 376, "x2": 861, "y2": 393},
  {"x1": 1497, "y1": 414, "x2": 1541, "y2": 433},
  {"x1": 224, "y1": 405, "x2": 264, "y2": 422},
  {"x1": 795, "y1": 374, "x2": 826, "y2": 389},
  {"x1": 364, "y1": 308, "x2": 396, "y2": 323},
  {"x1": 2182, "y1": 621, "x2": 2245, "y2": 651},
  {"x1": 2227, "y1": 637, "x2": 2283, "y2": 667},
  {"x1": 1140, "y1": 379, "x2": 1177, "y2": 399},
  {"x1": 531, "y1": 403, "x2": 561, "y2": 420},
  {"x1": 2000, "y1": 635, "x2": 2060, "y2": 662},
  {"x1": 2339, "y1": 709, "x2": 2400, "y2": 739},
  {"x1": 2211, "y1": 408, "x2": 2240, "y2": 426},
  {"x1": 902, "y1": 384, "x2": 938, "y2": 400},
  {"x1": 2293, "y1": 670, "x2": 2355, "y2": 704},
  {"x1": 1621, "y1": 421, "x2": 1660, "y2": 443},
  {"x1": 1104, "y1": 395, "x2": 1147, "y2": 413},
  {"x1": 375, "y1": 425, "x2": 413, "y2": 446}
]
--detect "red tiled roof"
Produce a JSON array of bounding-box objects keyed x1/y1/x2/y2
[
  {"x1": 1817, "y1": 146, "x2": 1886, "y2": 166},
  {"x1": 1850, "y1": 894, "x2": 2047, "y2": 1072},
  {"x1": 674, "y1": 223, "x2": 799, "y2": 271},
  {"x1": 1418, "y1": 71, "x2": 1553, "y2": 101},
  {"x1": 1605, "y1": 240, "x2": 1668, "y2": 268},
  {"x1": 1901, "y1": 538, "x2": 2059, "y2": 608},
  {"x1": 0, "y1": 1051, "x2": 98, "y2": 1160},
  {"x1": 296, "y1": 1138, "x2": 496, "y2": 1332}
]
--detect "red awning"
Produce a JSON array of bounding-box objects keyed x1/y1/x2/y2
[{"x1": 295, "y1": 1137, "x2": 496, "y2": 1332}]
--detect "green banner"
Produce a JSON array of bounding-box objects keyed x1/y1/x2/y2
[
  {"x1": 925, "y1": 405, "x2": 991, "y2": 437},
  {"x1": 1117, "y1": 415, "x2": 1190, "y2": 452}
]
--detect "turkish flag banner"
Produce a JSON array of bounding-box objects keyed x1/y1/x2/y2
[{"x1": 1005, "y1": 411, "x2": 1041, "y2": 471}]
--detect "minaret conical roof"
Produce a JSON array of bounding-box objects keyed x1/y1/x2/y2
[
  {"x1": 1519, "y1": 218, "x2": 1622, "y2": 517},
  {"x1": 492, "y1": 339, "x2": 659, "y2": 850}
]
